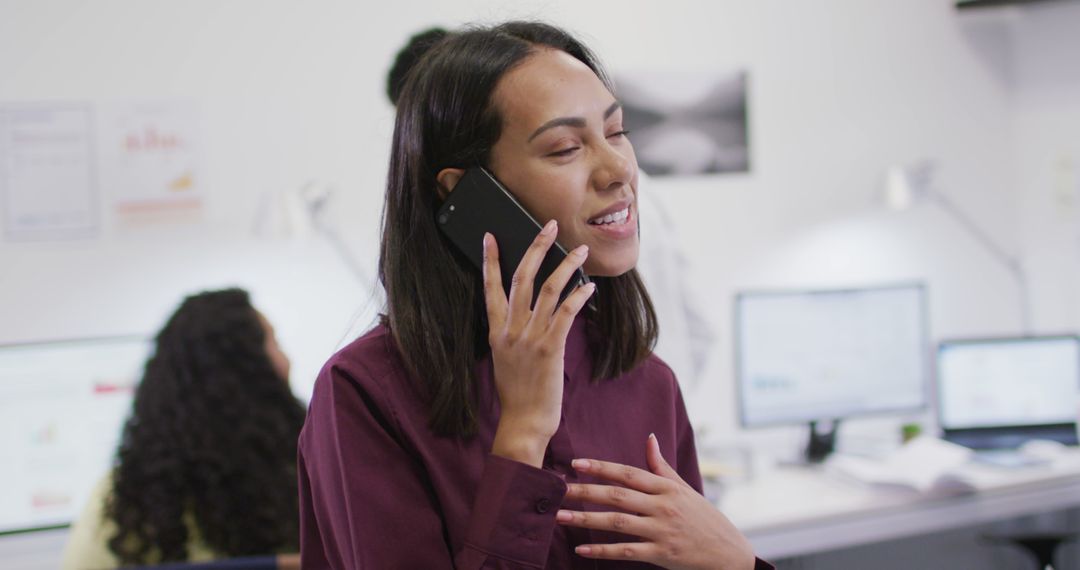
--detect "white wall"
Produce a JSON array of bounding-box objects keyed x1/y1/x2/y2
[
  {"x1": 1012, "y1": 1, "x2": 1080, "y2": 334},
  {"x1": 1, "y1": 0, "x2": 1077, "y2": 565},
  {"x1": 0, "y1": 0, "x2": 1039, "y2": 433},
  {"x1": 637, "y1": 2, "x2": 1027, "y2": 447}
]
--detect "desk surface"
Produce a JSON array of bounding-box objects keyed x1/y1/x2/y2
[{"x1": 717, "y1": 452, "x2": 1080, "y2": 559}]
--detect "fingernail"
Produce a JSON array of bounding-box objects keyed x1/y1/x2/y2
[
  {"x1": 586, "y1": 283, "x2": 597, "y2": 295},
  {"x1": 576, "y1": 546, "x2": 592, "y2": 555},
  {"x1": 573, "y1": 245, "x2": 589, "y2": 257},
  {"x1": 556, "y1": 510, "x2": 573, "y2": 522},
  {"x1": 649, "y1": 432, "x2": 656, "y2": 441},
  {"x1": 571, "y1": 459, "x2": 590, "y2": 470},
  {"x1": 483, "y1": 232, "x2": 492, "y2": 247},
  {"x1": 542, "y1": 219, "x2": 557, "y2": 235}
]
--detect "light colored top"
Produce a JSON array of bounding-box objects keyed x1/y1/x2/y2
[{"x1": 60, "y1": 473, "x2": 217, "y2": 570}]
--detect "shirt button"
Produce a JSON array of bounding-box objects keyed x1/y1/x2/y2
[{"x1": 535, "y1": 498, "x2": 552, "y2": 514}]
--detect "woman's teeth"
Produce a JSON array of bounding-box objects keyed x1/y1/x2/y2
[{"x1": 589, "y1": 207, "x2": 629, "y2": 225}]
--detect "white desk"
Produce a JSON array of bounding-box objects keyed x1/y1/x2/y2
[
  {"x1": 6, "y1": 454, "x2": 1080, "y2": 569},
  {"x1": 718, "y1": 453, "x2": 1080, "y2": 560}
]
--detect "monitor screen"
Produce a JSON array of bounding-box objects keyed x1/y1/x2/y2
[
  {"x1": 736, "y1": 284, "x2": 928, "y2": 427},
  {"x1": 0, "y1": 337, "x2": 150, "y2": 534},
  {"x1": 937, "y1": 336, "x2": 1080, "y2": 431}
]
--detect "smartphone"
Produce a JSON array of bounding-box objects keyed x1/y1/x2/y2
[{"x1": 436, "y1": 167, "x2": 589, "y2": 306}]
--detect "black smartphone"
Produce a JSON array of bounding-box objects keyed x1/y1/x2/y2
[{"x1": 436, "y1": 167, "x2": 590, "y2": 305}]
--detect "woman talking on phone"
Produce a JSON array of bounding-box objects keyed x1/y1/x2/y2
[{"x1": 298, "y1": 21, "x2": 771, "y2": 570}]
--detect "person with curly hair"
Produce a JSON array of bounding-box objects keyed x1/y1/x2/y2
[{"x1": 61, "y1": 288, "x2": 306, "y2": 569}]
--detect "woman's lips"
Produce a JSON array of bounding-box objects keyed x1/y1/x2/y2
[{"x1": 586, "y1": 203, "x2": 636, "y2": 240}]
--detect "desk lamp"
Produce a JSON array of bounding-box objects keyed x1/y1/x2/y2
[{"x1": 884, "y1": 160, "x2": 1031, "y2": 334}]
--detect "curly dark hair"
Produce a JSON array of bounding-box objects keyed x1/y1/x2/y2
[{"x1": 105, "y1": 288, "x2": 306, "y2": 564}]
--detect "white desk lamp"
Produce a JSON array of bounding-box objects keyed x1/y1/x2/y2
[
  {"x1": 885, "y1": 160, "x2": 1031, "y2": 334},
  {"x1": 253, "y1": 182, "x2": 372, "y2": 286}
]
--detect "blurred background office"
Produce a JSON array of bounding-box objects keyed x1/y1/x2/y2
[{"x1": 2, "y1": 0, "x2": 1079, "y2": 568}]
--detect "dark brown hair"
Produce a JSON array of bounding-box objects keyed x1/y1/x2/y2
[{"x1": 380, "y1": 22, "x2": 657, "y2": 437}]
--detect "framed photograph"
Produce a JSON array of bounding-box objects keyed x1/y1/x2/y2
[{"x1": 616, "y1": 70, "x2": 750, "y2": 176}]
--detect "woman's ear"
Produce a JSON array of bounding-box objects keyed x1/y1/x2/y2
[{"x1": 435, "y1": 168, "x2": 466, "y2": 200}]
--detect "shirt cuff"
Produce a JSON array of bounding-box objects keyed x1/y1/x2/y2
[{"x1": 462, "y1": 454, "x2": 568, "y2": 568}]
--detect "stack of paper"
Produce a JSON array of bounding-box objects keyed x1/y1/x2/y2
[{"x1": 826, "y1": 436, "x2": 976, "y2": 494}]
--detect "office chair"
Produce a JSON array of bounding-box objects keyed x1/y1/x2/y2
[{"x1": 983, "y1": 533, "x2": 1078, "y2": 570}]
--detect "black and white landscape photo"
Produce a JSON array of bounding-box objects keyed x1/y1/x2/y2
[{"x1": 616, "y1": 70, "x2": 749, "y2": 176}]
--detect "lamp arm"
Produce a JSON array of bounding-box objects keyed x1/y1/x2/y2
[
  {"x1": 312, "y1": 221, "x2": 371, "y2": 286},
  {"x1": 926, "y1": 189, "x2": 1032, "y2": 333},
  {"x1": 297, "y1": 181, "x2": 372, "y2": 287}
]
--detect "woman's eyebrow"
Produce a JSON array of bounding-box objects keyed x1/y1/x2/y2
[{"x1": 527, "y1": 101, "x2": 622, "y2": 142}]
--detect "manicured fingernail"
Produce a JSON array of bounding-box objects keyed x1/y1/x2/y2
[
  {"x1": 573, "y1": 245, "x2": 588, "y2": 257},
  {"x1": 483, "y1": 233, "x2": 492, "y2": 247},
  {"x1": 586, "y1": 283, "x2": 597, "y2": 295},
  {"x1": 542, "y1": 219, "x2": 557, "y2": 235},
  {"x1": 556, "y1": 510, "x2": 573, "y2": 522},
  {"x1": 576, "y1": 546, "x2": 592, "y2": 555},
  {"x1": 571, "y1": 459, "x2": 591, "y2": 470},
  {"x1": 649, "y1": 432, "x2": 656, "y2": 441}
]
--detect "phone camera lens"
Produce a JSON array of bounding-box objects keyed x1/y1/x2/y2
[{"x1": 438, "y1": 213, "x2": 449, "y2": 224}]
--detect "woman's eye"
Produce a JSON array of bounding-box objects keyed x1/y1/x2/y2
[
  {"x1": 548, "y1": 147, "x2": 580, "y2": 157},
  {"x1": 607, "y1": 130, "x2": 631, "y2": 139}
]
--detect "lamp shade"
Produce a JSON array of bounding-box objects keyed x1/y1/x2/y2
[{"x1": 884, "y1": 166, "x2": 914, "y2": 211}]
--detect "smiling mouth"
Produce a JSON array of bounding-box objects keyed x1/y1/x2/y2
[{"x1": 588, "y1": 206, "x2": 631, "y2": 226}]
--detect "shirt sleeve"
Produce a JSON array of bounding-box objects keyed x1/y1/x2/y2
[
  {"x1": 298, "y1": 362, "x2": 567, "y2": 569},
  {"x1": 672, "y1": 381, "x2": 704, "y2": 493}
]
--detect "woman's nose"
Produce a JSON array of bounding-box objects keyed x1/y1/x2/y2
[{"x1": 592, "y1": 141, "x2": 635, "y2": 193}]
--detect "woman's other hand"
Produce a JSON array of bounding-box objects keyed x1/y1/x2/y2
[
  {"x1": 556, "y1": 434, "x2": 756, "y2": 570},
  {"x1": 485, "y1": 221, "x2": 596, "y2": 468}
]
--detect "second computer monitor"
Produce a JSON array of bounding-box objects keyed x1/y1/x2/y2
[
  {"x1": 937, "y1": 335, "x2": 1080, "y2": 449},
  {"x1": 735, "y1": 283, "x2": 929, "y2": 427}
]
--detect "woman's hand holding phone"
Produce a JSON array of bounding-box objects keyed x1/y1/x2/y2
[{"x1": 485, "y1": 220, "x2": 596, "y2": 468}]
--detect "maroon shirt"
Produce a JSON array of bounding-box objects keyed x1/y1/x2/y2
[{"x1": 299, "y1": 316, "x2": 772, "y2": 569}]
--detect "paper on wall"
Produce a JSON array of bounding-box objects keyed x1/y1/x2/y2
[
  {"x1": 97, "y1": 101, "x2": 203, "y2": 227},
  {"x1": 0, "y1": 104, "x2": 98, "y2": 241}
]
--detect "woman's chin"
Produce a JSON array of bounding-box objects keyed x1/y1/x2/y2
[{"x1": 583, "y1": 252, "x2": 639, "y2": 278}]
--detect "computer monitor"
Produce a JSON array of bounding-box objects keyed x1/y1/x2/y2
[
  {"x1": 937, "y1": 335, "x2": 1080, "y2": 449},
  {"x1": 0, "y1": 336, "x2": 150, "y2": 534},
  {"x1": 735, "y1": 284, "x2": 929, "y2": 458}
]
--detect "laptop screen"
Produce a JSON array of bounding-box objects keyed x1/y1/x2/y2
[{"x1": 937, "y1": 336, "x2": 1080, "y2": 433}]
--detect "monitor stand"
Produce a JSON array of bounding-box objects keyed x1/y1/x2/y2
[{"x1": 805, "y1": 419, "x2": 841, "y2": 464}]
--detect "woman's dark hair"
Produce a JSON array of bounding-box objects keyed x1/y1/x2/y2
[
  {"x1": 106, "y1": 288, "x2": 306, "y2": 564},
  {"x1": 380, "y1": 21, "x2": 658, "y2": 437}
]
